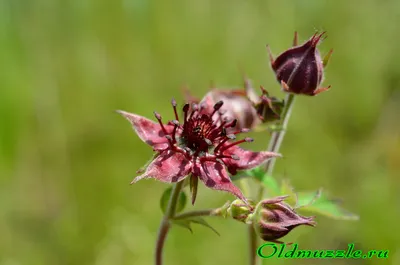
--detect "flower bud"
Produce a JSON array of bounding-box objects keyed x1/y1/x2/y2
[
  {"x1": 206, "y1": 90, "x2": 261, "y2": 131},
  {"x1": 268, "y1": 32, "x2": 332, "y2": 96},
  {"x1": 226, "y1": 199, "x2": 254, "y2": 223},
  {"x1": 253, "y1": 196, "x2": 316, "y2": 243},
  {"x1": 255, "y1": 87, "x2": 284, "y2": 123}
]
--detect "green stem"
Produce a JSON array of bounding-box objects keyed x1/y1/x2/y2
[
  {"x1": 174, "y1": 209, "x2": 217, "y2": 220},
  {"x1": 155, "y1": 180, "x2": 184, "y2": 265},
  {"x1": 248, "y1": 93, "x2": 296, "y2": 265},
  {"x1": 248, "y1": 225, "x2": 258, "y2": 265}
]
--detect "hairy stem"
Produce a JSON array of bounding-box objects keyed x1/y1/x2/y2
[
  {"x1": 155, "y1": 180, "x2": 184, "y2": 265},
  {"x1": 248, "y1": 93, "x2": 296, "y2": 265}
]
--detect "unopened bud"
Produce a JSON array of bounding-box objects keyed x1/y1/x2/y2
[
  {"x1": 227, "y1": 199, "x2": 254, "y2": 223},
  {"x1": 252, "y1": 196, "x2": 316, "y2": 242},
  {"x1": 268, "y1": 32, "x2": 332, "y2": 96}
]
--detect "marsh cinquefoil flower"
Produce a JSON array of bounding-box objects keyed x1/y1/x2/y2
[{"x1": 117, "y1": 94, "x2": 280, "y2": 203}]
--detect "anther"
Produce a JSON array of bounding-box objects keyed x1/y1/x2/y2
[
  {"x1": 154, "y1": 111, "x2": 162, "y2": 121},
  {"x1": 154, "y1": 111, "x2": 169, "y2": 136},
  {"x1": 213, "y1": 100, "x2": 224, "y2": 111},
  {"x1": 227, "y1": 134, "x2": 236, "y2": 140}
]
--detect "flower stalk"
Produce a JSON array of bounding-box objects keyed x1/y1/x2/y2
[
  {"x1": 248, "y1": 92, "x2": 296, "y2": 265},
  {"x1": 155, "y1": 180, "x2": 184, "y2": 265},
  {"x1": 173, "y1": 209, "x2": 220, "y2": 220}
]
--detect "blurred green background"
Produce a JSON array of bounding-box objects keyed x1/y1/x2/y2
[{"x1": 1, "y1": 0, "x2": 399, "y2": 264}]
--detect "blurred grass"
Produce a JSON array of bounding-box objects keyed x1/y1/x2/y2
[{"x1": 0, "y1": 0, "x2": 399, "y2": 264}]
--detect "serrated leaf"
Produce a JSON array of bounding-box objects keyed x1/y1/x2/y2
[
  {"x1": 171, "y1": 217, "x2": 220, "y2": 235},
  {"x1": 297, "y1": 190, "x2": 359, "y2": 221},
  {"x1": 160, "y1": 187, "x2": 187, "y2": 214}
]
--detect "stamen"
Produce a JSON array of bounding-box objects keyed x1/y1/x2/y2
[
  {"x1": 154, "y1": 111, "x2": 169, "y2": 136},
  {"x1": 224, "y1": 119, "x2": 237, "y2": 128},
  {"x1": 188, "y1": 103, "x2": 199, "y2": 121},
  {"x1": 220, "y1": 137, "x2": 253, "y2": 152},
  {"x1": 182, "y1": 103, "x2": 190, "y2": 130},
  {"x1": 214, "y1": 134, "x2": 236, "y2": 152},
  {"x1": 171, "y1": 98, "x2": 179, "y2": 121},
  {"x1": 211, "y1": 101, "x2": 224, "y2": 117},
  {"x1": 171, "y1": 119, "x2": 179, "y2": 143},
  {"x1": 164, "y1": 135, "x2": 175, "y2": 146}
]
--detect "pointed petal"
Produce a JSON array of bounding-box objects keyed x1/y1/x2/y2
[
  {"x1": 193, "y1": 160, "x2": 246, "y2": 202},
  {"x1": 132, "y1": 151, "x2": 192, "y2": 183},
  {"x1": 117, "y1": 110, "x2": 173, "y2": 150},
  {"x1": 223, "y1": 146, "x2": 281, "y2": 174}
]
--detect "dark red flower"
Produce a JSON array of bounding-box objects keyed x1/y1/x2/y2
[
  {"x1": 117, "y1": 96, "x2": 280, "y2": 203},
  {"x1": 254, "y1": 196, "x2": 316, "y2": 243},
  {"x1": 268, "y1": 32, "x2": 333, "y2": 96}
]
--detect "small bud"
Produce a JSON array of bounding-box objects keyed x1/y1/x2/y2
[
  {"x1": 255, "y1": 87, "x2": 284, "y2": 123},
  {"x1": 227, "y1": 199, "x2": 254, "y2": 222},
  {"x1": 252, "y1": 196, "x2": 316, "y2": 243},
  {"x1": 268, "y1": 32, "x2": 331, "y2": 96}
]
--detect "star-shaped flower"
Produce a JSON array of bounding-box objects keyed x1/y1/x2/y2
[{"x1": 117, "y1": 94, "x2": 280, "y2": 204}]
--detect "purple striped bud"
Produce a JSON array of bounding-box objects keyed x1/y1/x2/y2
[{"x1": 268, "y1": 32, "x2": 333, "y2": 96}]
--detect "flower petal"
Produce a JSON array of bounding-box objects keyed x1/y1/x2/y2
[
  {"x1": 193, "y1": 160, "x2": 246, "y2": 202},
  {"x1": 222, "y1": 146, "x2": 281, "y2": 174},
  {"x1": 132, "y1": 151, "x2": 192, "y2": 183},
  {"x1": 198, "y1": 92, "x2": 215, "y2": 115},
  {"x1": 117, "y1": 110, "x2": 172, "y2": 150}
]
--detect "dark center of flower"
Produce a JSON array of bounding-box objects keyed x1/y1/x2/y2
[{"x1": 153, "y1": 98, "x2": 253, "y2": 162}]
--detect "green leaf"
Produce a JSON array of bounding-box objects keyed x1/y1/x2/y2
[
  {"x1": 188, "y1": 217, "x2": 220, "y2": 236},
  {"x1": 246, "y1": 167, "x2": 280, "y2": 196},
  {"x1": 160, "y1": 187, "x2": 187, "y2": 214},
  {"x1": 295, "y1": 189, "x2": 322, "y2": 209},
  {"x1": 171, "y1": 219, "x2": 193, "y2": 233},
  {"x1": 297, "y1": 189, "x2": 359, "y2": 221},
  {"x1": 171, "y1": 217, "x2": 220, "y2": 235}
]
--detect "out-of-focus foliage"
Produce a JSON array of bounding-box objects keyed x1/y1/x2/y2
[{"x1": 0, "y1": 0, "x2": 399, "y2": 265}]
